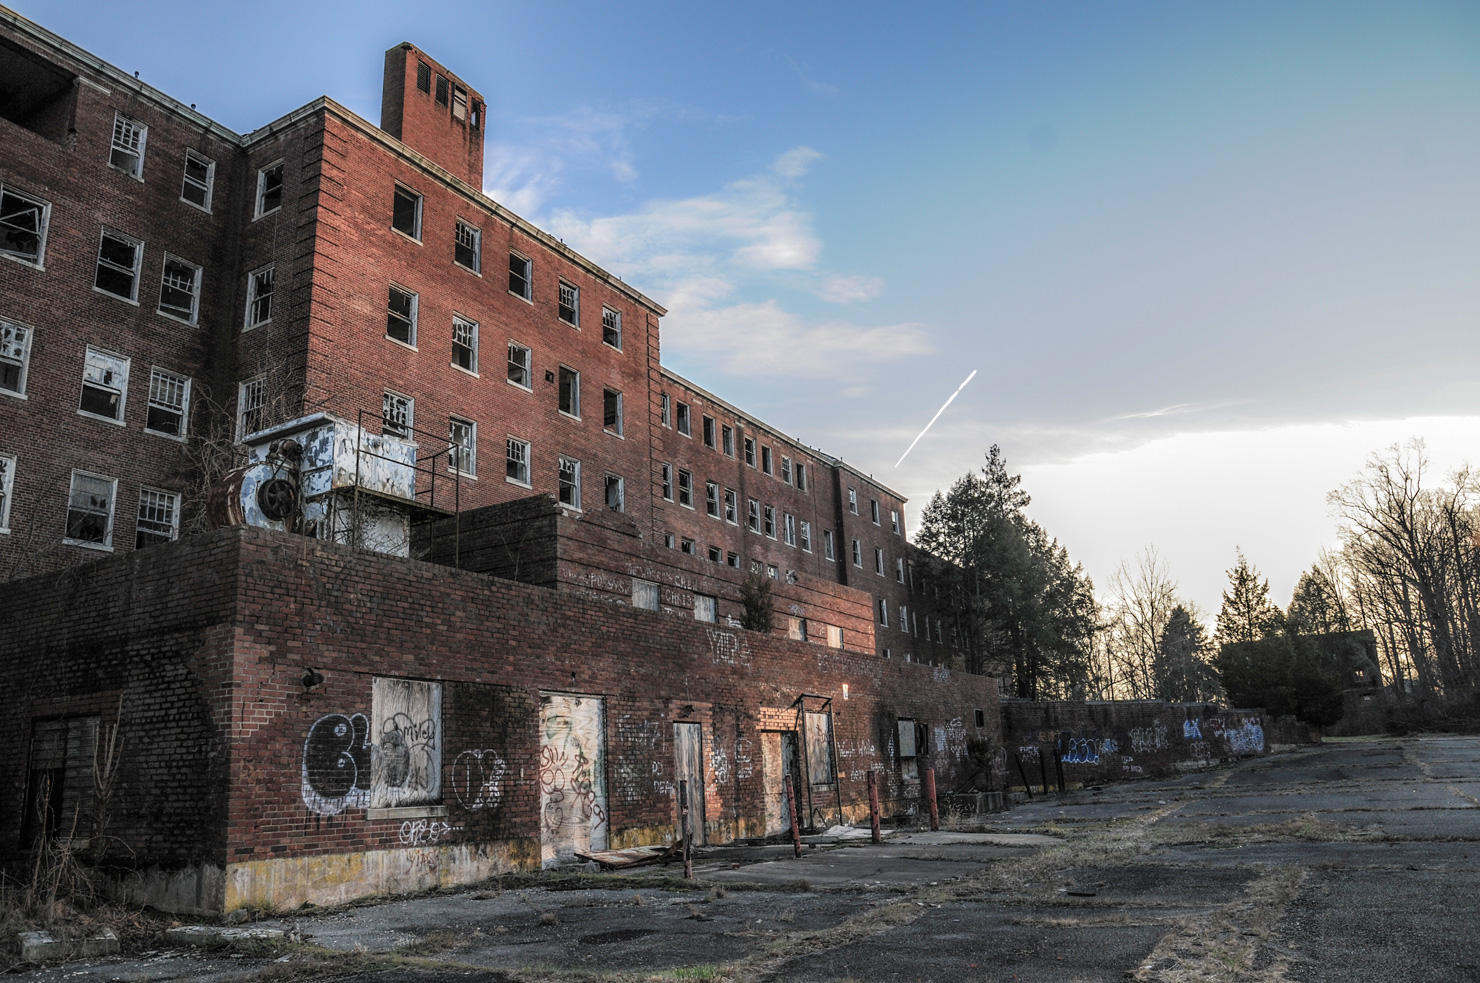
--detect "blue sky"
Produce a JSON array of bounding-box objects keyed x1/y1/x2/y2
[{"x1": 24, "y1": 0, "x2": 1480, "y2": 616}]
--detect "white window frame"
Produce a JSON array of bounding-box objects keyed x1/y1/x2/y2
[
  {"x1": 764, "y1": 505, "x2": 776, "y2": 539},
  {"x1": 747, "y1": 498, "x2": 760, "y2": 532},
  {"x1": 823, "y1": 529, "x2": 834, "y2": 560},
  {"x1": 677, "y1": 469, "x2": 693, "y2": 508},
  {"x1": 744, "y1": 437, "x2": 756, "y2": 467},
  {"x1": 0, "y1": 454, "x2": 13, "y2": 533},
  {"x1": 109, "y1": 112, "x2": 147, "y2": 179},
  {"x1": 452, "y1": 315, "x2": 478, "y2": 374},
  {"x1": 144, "y1": 367, "x2": 191, "y2": 440},
  {"x1": 449, "y1": 417, "x2": 476, "y2": 476},
  {"x1": 848, "y1": 488, "x2": 858, "y2": 513},
  {"x1": 891, "y1": 509, "x2": 901, "y2": 534},
  {"x1": 254, "y1": 160, "x2": 284, "y2": 219},
  {"x1": 852, "y1": 539, "x2": 862, "y2": 567},
  {"x1": 705, "y1": 481, "x2": 720, "y2": 519},
  {"x1": 382, "y1": 390, "x2": 414, "y2": 438},
  {"x1": 703, "y1": 415, "x2": 715, "y2": 449},
  {"x1": 800, "y1": 519, "x2": 812, "y2": 553},
  {"x1": 386, "y1": 284, "x2": 419, "y2": 348},
  {"x1": 559, "y1": 456, "x2": 582, "y2": 509},
  {"x1": 558, "y1": 365, "x2": 580, "y2": 418},
  {"x1": 796, "y1": 463, "x2": 808, "y2": 492},
  {"x1": 157, "y1": 253, "x2": 202, "y2": 324},
  {"x1": 602, "y1": 306, "x2": 621, "y2": 350},
  {"x1": 507, "y1": 341, "x2": 532, "y2": 390},
  {"x1": 237, "y1": 377, "x2": 266, "y2": 439},
  {"x1": 871, "y1": 499, "x2": 881, "y2": 524},
  {"x1": 508, "y1": 252, "x2": 532, "y2": 301},
  {"x1": 722, "y1": 425, "x2": 734, "y2": 457},
  {"x1": 605, "y1": 473, "x2": 625, "y2": 512},
  {"x1": 676, "y1": 401, "x2": 691, "y2": 437},
  {"x1": 896, "y1": 557, "x2": 906, "y2": 583},
  {"x1": 761, "y1": 446, "x2": 773, "y2": 476},
  {"x1": 724, "y1": 488, "x2": 738, "y2": 525},
  {"x1": 558, "y1": 280, "x2": 580, "y2": 327},
  {"x1": 603, "y1": 387, "x2": 623, "y2": 437},
  {"x1": 781, "y1": 456, "x2": 792, "y2": 485},
  {"x1": 391, "y1": 184, "x2": 423, "y2": 241},
  {"x1": 506, "y1": 435, "x2": 531, "y2": 486},
  {"x1": 660, "y1": 393, "x2": 671, "y2": 428},
  {"x1": 660, "y1": 462, "x2": 673, "y2": 501},
  {"x1": 94, "y1": 228, "x2": 142, "y2": 303},
  {"x1": 875, "y1": 548, "x2": 885, "y2": 576},
  {"x1": 78, "y1": 346, "x2": 130, "y2": 425},
  {"x1": 878, "y1": 598, "x2": 889, "y2": 627},
  {"x1": 245, "y1": 264, "x2": 274, "y2": 329},
  {"x1": 783, "y1": 512, "x2": 796, "y2": 547},
  {"x1": 180, "y1": 149, "x2": 215, "y2": 212},
  {"x1": 64, "y1": 470, "x2": 117, "y2": 550},
  {"x1": 135, "y1": 486, "x2": 180, "y2": 549},
  {"x1": 0, "y1": 318, "x2": 34, "y2": 399},
  {"x1": 455, "y1": 220, "x2": 481, "y2": 273},
  {"x1": 0, "y1": 184, "x2": 51, "y2": 269}
]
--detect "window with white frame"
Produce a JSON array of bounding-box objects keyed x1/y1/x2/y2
[
  {"x1": 507, "y1": 342, "x2": 531, "y2": 389},
  {"x1": 145, "y1": 368, "x2": 190, "y2": 438},
  {"x1": 877, "y1": 598, "x2": 888, "y2": 627},
  {"x1": 508, "y1": 252, "x2": 531, "y2": 300},
  {"x1": 681, "y1": 536, "x2": 694, "y2": 554},
  {"x1": 724, "y1": 488, "x2": 737, "y2": 524},
  {"x1": 454, "y1": 220, "x2": 480, "y2": 272},
  {"x1": 0, "y1": 454, "x2": 13, "y2": 532},
  {"x1": 558, "y1": 366, "x2": 579, "y2": 417},
  {"x1": 1, "y1": 318, "x2": 33, "y2": 397},
  {"x1": 743, "y1": 437, "x2": 755, "y2": 467},
  {"x1": 157, "y1": 255, "x2": 201, "y2": 323},
  {"x1": 392, "y1": 185, "x2": 422, "y2": 239},
  {"x1": 764, "y1": 505, "x2": 775, "y2": 538},
  {"x1": 79, "y1": 347, "x2": 129, "y2": 423},
  {"x1": 781, "y1": 456, "x2": 792, "y2": 484},
  {"x1": 848, "y1": 488, "x2": 858, "y2": 513},
  {"x1": 722, "y1": 425, "x2": 734, "y2": 457},
  {"x1": 702, "y1": 415, "x2": 715, "y2": 448},
  {"x1": 677, "y1": 469, "x2": 692, "y2": 507},
  {"x1": 783, "y1": 512, "x2": 796, "y2": 546},
  {"x1": 871, "y1": 499, "x2": 880, "y2": 524},
  {"x1": 761, "y1": 446, "x2": 772, "y2": 475},
  {"x1": 65, "y1": 471, "x2": 116, "y2": 549},
  {"x1": 693, "y1": 593, "x2": 716, "y2": 623},
  {"x1": 602, "y1": 306, "x2": 621, "y2": 349},
  {"x1": 603, "y1": 388, "x2": 623, "y2": 435},
  {"x1": 109, "y1": 113, "x2": 147, "y2": 178},
  {"x1": 238, "y1": 377, "x2": 266, "y2": 437},
  {"x1": 660, "y1": 393, "x2": 671, "y2": 427},
  {"x1": 0, "y1": 184, "x2": 50, "y2": 267},
  {"x1": 180, "y1": 150, "x2": 214, "y2": 211},
  {"x1": 386, "y1": 285, "x2": 417, "y2": 346},
  {"x1": 382, "y1": 391, "x2": 413, "y2": 437},
  {"x1": 796, "y1": 463, "x2": 807, "y2": 492},
  {"x1": 452, "y1": 85, "x2": 468, "y2": 121},
  {"x1": 449, "y1": 417, "x2": 476, "y2": 475},
  {"x1": 896, "y1": 557, "x2": 906, "y2": 583},
  {"x1": 452, "y1": 316, "x2": 478, "y2": 373},
  {"x1": 822, "y1": 529, "x2": 834, "y2": 560},
  {"x1": 727, "y1": 551, "x2": 740, "y2": 568},
  {"x1": 800, "y1": 519, "x2": 812, "y2": 552},
  {"x1": 558, "y1": 456, "x2": 581, "y2": 508},
  {"x1": 747, "y1": 498, "x2": 760, "y2": 532},
  {"x1": 676, "y1": 401, "x2": 691, "y2": 436},
  {"x1": 660, "y1": 462, "x2": 672, "y2": 501},
  {"x1": 135, "y1": 487, "x2": 179, "y2": 548},
  {"x1": 891, "y1": 509, "x2": 901, "y2": 534},
  {"x1": 852, "y1": 538, "x2": 862, "y2": 567},
  {"x1": 874, "y1": 548, "x2": 885, "y2": 576},
  {"x1": 705, "y1": 481, "x2": 719, "y2": 518},
  {"x1": 632, "y1": 578, "x2": 659, "y2": 611},
  {"x1": 255, "y1": 160, "x2": 284, "y2": 218},
  {"x1": 605, "y1": 473, "x2": 624, "y2": 512},
  {"x1": 94, "y1": 229, "x2": 141, "y2": 301},
  {"x1": 558, "y1": 280, "x2": 579, "y2": 326},
  {"x1": 245, "y1": 265, "x2": 274, "y2": 328},
  {"x1": 505, "y1": 436, "x2": 530, "y2": 485},
  {"x1": 708, "y1": 545, "x2": 722, "y2": 563},
  {"x1": 900, "y1": 604, "x2": 909, "y2": 633},
  {"x1": 767, "y1": 563, "x2": 778, "y2": 579}
]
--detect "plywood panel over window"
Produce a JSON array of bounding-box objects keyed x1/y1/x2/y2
[
  {"x1": 804, "y1": 711, "x2": 834, "y2": 786},
  {"x1": 370, "y1": 677, "x2": 442, "y2": 809},
  {"x1": 538, "y1": 693, "x2": 608, "y2": 865}
]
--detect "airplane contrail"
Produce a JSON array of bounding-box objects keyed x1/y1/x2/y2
[{"x1": 894, "y1": 369, "x2": 978, "y2": 468}]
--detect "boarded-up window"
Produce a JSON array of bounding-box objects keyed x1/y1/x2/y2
[
  {"x1": 897, "y1": 718, "x2": 918, "y2": 782},
  {"x1": 805, "y1": 711, "x2": 834, "y2": 786},
  {"x1": 370, "y1": 678, "x2": 442, "y2": 808},
  {"x1": 632, "y1": 579, "x2": 659, "y2": 611},
  {"x1": 23, "y1": 717, "x2": 99, "y2": 843}
]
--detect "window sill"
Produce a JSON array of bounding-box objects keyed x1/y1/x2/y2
[
  {"x1": 179, "y1": 197, "x2": 212, "y2": 215},
  {"x1": 0, "y1": 390, "x2": 27, "y2": 400},
  {"x1": 243, "y1": 319, "x2": 270, "y2": 332},
  {"x1": 505, "y1": 477, "x2": 532, "y2": 489},
  {"x1": 77, "y1": 410, "x2": 126, "y2": 427},
  {"x1": 253, "y1": 207, "x2": 282, "y2": 222},
  {"x1": 559, "y1": 318, "x2": 580, "y2": 330},
  {"x1": 109, "y1": 164, "x2": 144, "y2": 183},
  {"x1": 558, "y1": 503, "x2": 583, "y2": 514},
  {"x1": 384, "y1": 336, "x2": 418, "y2": 352},
  {"x1": 367, "y1": 805, "x2": 447, "y2": 821},
  {"x1": 558, "y1": 411, "x2": 581, "y2": 422},
  {"x1": 506, "y1": 379, "x2": 532, "y2": 392},
  {"x1": 390, "y1": 228, "x2": 423, "y2": 246},
  {"x1": 0, "y1": 253, "x2": 44, "y2": 271},
  {"x1": 450, "y1": 470, "x2": 477, "y2": 481},
  {"x1": 604, "y1": 430, "x2": 625, "y2": 440},
  {"x1": 508, "y1": 290, "x2": 533, "y2": 305},
  {"x1": 452, "y1": 364, "x2": 480, "y2": 378},
  {"x1": 64, "y1": 539, "x2": 113, "y2": 552},
  {"x1": 92, "y1": 286, "x2": 139, "y2": 306},
  {"x1": 157, "y1": 311, "x2": 198, "y2": 327},
  {"x1": 144, "y1": 428, "x2": 187, "y2": 443},
  {"x1": 454, "y1": 262, "x2": 481, "y2": 277},
  {"x1": 603, "y1": 341, "x2": 622, "y2": 353}
]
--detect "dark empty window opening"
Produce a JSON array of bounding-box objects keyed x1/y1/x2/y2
[
  {"x1": 0, "y1": 38, "x2": 77, "y2": 142},
  {"x1": 509, "y1": 253, "x2": 531, "y2": 299},
  {"x1": 974, "y1": 709, "x2": 986, "y2": 728},
  {"x1": 416, "y1": 60, "x2": 431, "y2": 93},
  {"x1": 392, "y1": 186, "x2": 421, "y2": 239}
]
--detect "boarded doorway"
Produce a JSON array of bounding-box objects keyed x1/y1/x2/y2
[
  {"x1": 539, "y1": 693, "x2": 608, "y2": 866},
  {"x1": 760, "y1": 730, "x2": 802, "y2": 835},
  {"x1": 672, "y1": 722, "x2": 706, "y2": 845}
]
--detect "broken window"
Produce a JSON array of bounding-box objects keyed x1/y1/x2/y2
[
  {"x1": 558, "y1": 366, "x2": 579, "y2": 416},
  {"x1": 109, "y1": 113, "x2": 147, "y2": 178},
  {"x1": 783, "y1": 513, "x2": 796, "y2": 547},
  {"x1": 382, "y1": 391, "x2": 413, "y2": 438},
  {"x1": 392, "y1": 185, "x2": 422, "y2": 239},
  {"x1": 708, "y1": 545, "x2": 722, "y2": 563},
  {"x1": 871, "y1": 499, "x2": 880, "y2": 524},
  {"x1": 386, "y1": 285, "x2": 417, "y2": 346},
  {"x1": 660, "y1": 394, "x2": 671, "y2": 427},
  {"x1": 603, "y1": 388, "x2": 622, "y2": 436},
  {"x1": 796, "y1": 464, "x2": 807, "y2": 492},
  {"x1": 823, "y1": 529, "x2": 834, "y2": 561},
  {"x1": 449, "y1": 417, "x2": 476, "y2": 476},
  {"x1": 559, "y1": 456, "x2": 581, "y2": 508},
  {"x1": 900, "y1": 605, "x2": 909, "y2": 633},
  {"x1": 0, "y1": 184, "x2": 50, "y2": 267},
  {"x1": 180, "y1": 150, "x2": 214, "y2": 211},
  {"x1": 747, "y1": 498, "x2": 760, "y2": 532},
  {"x1": 676, "y1": 401, "x2": 691, "y2": 436},
  {"x1": 805, "y1": 712, "x2": 835, "y2": 786},
  {"x1": 506, "y1": 436, "x2": 530, "y2": 485},
  {"x1": 65, "y1": 470, "x2": 115, "y2": 548},
  {"x1": 721, "y1": 425, "x2": 734, "y2": 457},
  {"x1": 743, "y1": 437, "x2": 755, "y2": 467},
  {"x1": 451, "y1": 86, "x2": 468, "y2": 122},
  {"x1": 681, "y1": 537, "x2": 695, "y2": 554},
  {"x1": 660, "y1": 462, "x2": 672, "y2": 501},
  {"x1": 602, "y1": 307, "x2": 621, "y2": 349},
  {"x1": 767, "y1": 564, "x2": 778, "y2": 580},
  {"x1": 702, "y1": 415, "x2": 715, "y2": 448},
  {"x1": 455, "y1": 220, "x2": 480, "y2": 272},
  {"x1": 145, "y1": 367, "x2": 190, "y2": 438},
  {"x1": 761, "y1": 446, "x2": 772, "y2": 475},
  {"x1": 157, "y1": 255, "x2": 201, "y2": 323},
  {"x1": 724, "y1": 488, "x2": 737, "y2": 524},
  {"x1": 604, "y1": 473, "x2": 624, "y2": 512},
  {"x1": 677, "y1": 469, "x2": 692, "y2": 508},
  {"x1": 22, "y1": 717, "x2": 99, "y2": 845},
  {"x1": 452, "y1": 316, "x2": 478, "y2": 373},
  {"x1": 238, "y1": 377, "x2": 266, "y2": 437},
  {"x1": 255, "y1": 160, "x2": 283, "y2": 218},
  {"x1": 875, "y1": 548, "x2": 885, "y2": 576},
  {"x1": 507, "y1": 342, "x2": 531, "y2": 388},
  {"x1": 705, "y1": 481, "x2": 719, "y2": 518},
  {"x1": 1, "y1": 318, "x2": 33, "y2": 396},
  {"x1": 781, "y1": 456, "x2": 792, "y2": 485},
  {"x1": 877, "y1": 598, "x2": 888, "y2": 626},
  {"x1": 693, "y1": 593, "x2": 716, "y2": 623},
  {"x1": 632, "y1": 578, "x2": 659, "y2": 611},
  {"x1": 727, "y1": 551, "x2": 739, "y2": 568},
  {"x1": 895, "y1": 557, "x2": 905, "y2": 583},
  {"x1": 799, "y1": 520, "x2": 811, "y2": 553},
  {"x1": 94, "y1": 229, "x2": 141, "y2": 301},
  {"x1": 558, "y1": 280, "x2": 579, "y2": 326},
  {"x1": 370, "y1": 677, "x2": 442, "y2": 809},
  {"x1": 764, "y1": 505, "x2": 775, "y2": 539},
  {"x1": 135, "y1": 487, "x2": 179, "y2": 548},
  {"x1": 508, "y1": 252, "x2": 531, "y2": 300},
  {"x1": 891, "y1": 509, "x2": 901, "y2": 535},
  {"x1": 79, "y1": 347, "x2": 129, "y2": 423},
  {"x1": 848, "y1": 488, "x2": 858, "y2": 513},
  {"x1": 0, "y1": 454, "x2": 13, "y2": 532},
  {"x1": 851, "y1": 539, "x2": 862, "y2": 567},
  {"x1": 245, "y1": 265, "x2": 274, "y2": 328}
]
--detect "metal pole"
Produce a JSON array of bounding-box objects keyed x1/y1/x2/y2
[
  {"x1": 785, "y1": 775, "x2": 802, "y2": 859},
  {"x1": 679, "y1": 780, "x2": 692, "y2": 879},
  {"x1": 924, "y1": 767, "x2": 939, "y2": 831},
  {"x1": 1038, "y1": 746, "x2": 1050, "y2": 796},
  {"x1": 868, "y1": 769, "x2": 881, "y2": 843},
  {"x1": 1013, "y1": 752, "x2": 1034, "y2": 799}
]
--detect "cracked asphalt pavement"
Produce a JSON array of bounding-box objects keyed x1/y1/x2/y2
[{"x1": 12, "y1": 736, "x2": 1480, "y2": 982}]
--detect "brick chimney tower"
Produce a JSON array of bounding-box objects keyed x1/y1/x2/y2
[{"x1": 380, "y1": 43, "x2": 485, "y2": 188}]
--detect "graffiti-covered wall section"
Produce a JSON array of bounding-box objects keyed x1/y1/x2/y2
[{"x1": 1000, "y1": 700, "x2": 1308, "y2": 788}]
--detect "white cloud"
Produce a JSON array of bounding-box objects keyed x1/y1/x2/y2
[
  {"x1": 483, "y1": 104, "x2": 655, "y2": 215},
  {"x1": 816, "y1": 274, "x2": 885, "y2": 304}
]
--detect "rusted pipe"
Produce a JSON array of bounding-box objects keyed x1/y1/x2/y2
[
  {"x1": 868, "y1": 769, "x2": 882, "y2": 844},
  {"x1": 924, "y1": 767, "x2": 939, "y2": 831},
  {"x1": 785, "y1": 775, "x2": 802, "y2": 858},
  {"x1": 680, "y1": 780, "x2": 693, "y2": 879}
]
